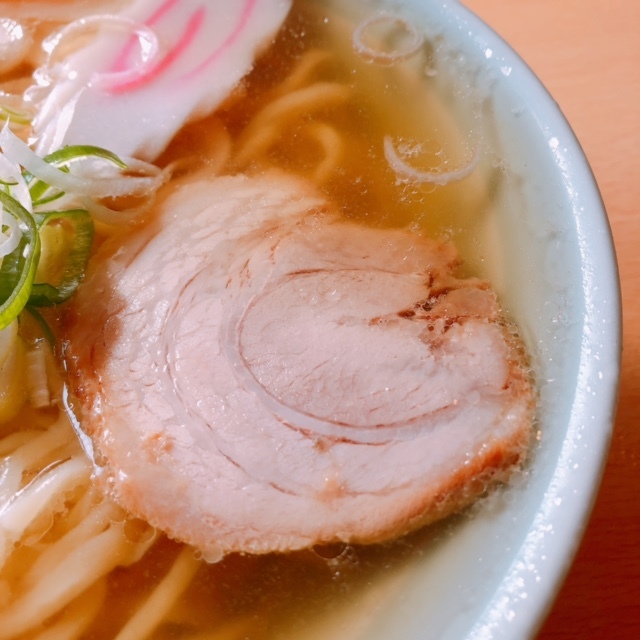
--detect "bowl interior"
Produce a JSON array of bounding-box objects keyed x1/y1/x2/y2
[{"x1": 299, "y1": 1, "x2": 621, "y2": 638}]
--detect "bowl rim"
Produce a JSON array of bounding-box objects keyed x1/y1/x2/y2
[{"x1": 422, "y1": 1, "x2": 622, "y2": 637}]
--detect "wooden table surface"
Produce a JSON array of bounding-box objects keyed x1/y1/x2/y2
[{"x1": 461, "y1": 1, "x2": 640, "y2": 638}]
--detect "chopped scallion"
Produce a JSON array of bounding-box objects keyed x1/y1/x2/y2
[
  {"x1": 0, "y1": 139, "x2": 162, "y2": 331},
  {"x1": 0, "y1": 192, "x2": 40, "y2": 330},
  {"x1": 24, "y1": 306, "x2": 56, "y2": 350},
  {"x1": 29, "y1": 209, "x2": 94, "y2": 306},
  {"x1": 27, "y1": 145, "x2": 128, "y2": 204}
]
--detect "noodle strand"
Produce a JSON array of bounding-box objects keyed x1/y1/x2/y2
[
  {"x1": 0, "y1": 456, "x2": 90, "y2": 568},
  {"x1": 233, "y1": 82, "x2": 350, "y2": 167},
  {"x1": 10, "y1": 415, "x2": 70, "y2": 471},
  {"x1": 32, "y1": 579, "x2": 108, "y2": 640},
  {"x1": 306, "y1": 122, "x2": 343, "y2": 184},
  {"x1": 275, "y1": 49, "x2": 332, "y2": 96},
  {"x1": 0, "y1": 521, "x2": 152, "y2": 638},
  {"x1": 114, "y1": 545, "x2": 201, "y2": 640},
  {"x1": 24, "y1": 497, "x2": 123, "y2": 588}
]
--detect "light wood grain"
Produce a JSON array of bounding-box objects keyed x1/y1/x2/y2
[{"x1": 461, "y1": 0, "x2": 640, "y2": 637}]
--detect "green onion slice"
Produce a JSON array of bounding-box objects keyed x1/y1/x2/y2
[
  {"x1": 29, "y1": 209, "x2": 94, "y2": 307},
  {"x1": 24, "y1": 305, "x2": 56, "y2": 349},
  {"x1": 0, "y1": 191, "x2": 40, "y2": 330},
  {"x1": 43, "y1": 145, "x2": 127, "y2": 170},
  {"x1": 28, "y1": 145, "x2": 128, "y2": 205},
  {"x1": 0, "y1": 104, "x2": 32, "y2": 127}
]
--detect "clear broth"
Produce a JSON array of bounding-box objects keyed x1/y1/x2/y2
[{"x1": 0, "y1": 1, "x2": 497, "y2": 638}]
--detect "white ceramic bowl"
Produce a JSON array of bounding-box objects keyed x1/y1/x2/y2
[{"x1": 303, "y1": 1, "x2": 621, "y2": 639}]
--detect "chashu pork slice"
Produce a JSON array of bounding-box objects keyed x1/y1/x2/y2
[{"x1": 64, "y1": 172, "x2": 535, "y2": 559}]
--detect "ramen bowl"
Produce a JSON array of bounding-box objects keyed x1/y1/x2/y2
[
  {"x1": 0, "y1": 0, "x2": 620, "y2": 638},
  {"x1": 297, "y1": 1, "x2": 621, "y2": 639}
]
